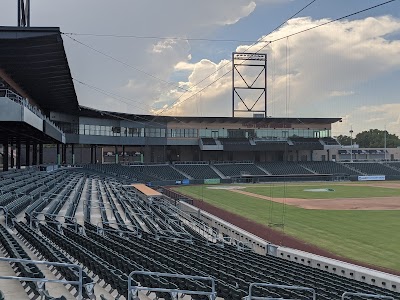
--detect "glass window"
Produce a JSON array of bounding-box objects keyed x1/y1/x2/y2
[
  {"x1": 112, "y1": 126, "x2": 121, "y2": 136},
  {"x1": 145, "y1": 128, "x2": 165, "y2": 137}
]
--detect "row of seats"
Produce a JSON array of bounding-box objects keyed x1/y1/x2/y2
[
  {"x1": 41, "y1": 223, "x2": 180, "y2": 300},
  {"x1": 129, "y1": 165, "x2": 186, "y2": 181},
  {"x1": 258, "y1": 162, "x2": 313, "y2": 175},
  {"x1": 65, "y1": 175, "x2": 86, "y2": 220},
  {"x1": 344, "y1": 163, "x2": 400, "y2": 176},
  {"x1": 15, "y1": 222, "x2": 94, "y2": 299},
  {"x1": 301, "y1": 161, "x2": 361, "y2": 175},
  {"x1": 103, "y1": 225, "x2": 400, "y2": 300},
  {"x1": 214, "y1": 163, "x2": 266, "y2": 177},
  {"x1": 174, "y1": 164, "x2": 220, "y2": 179},
  {"x1": 0, "y1": 224, "x2": 54, "y2": 299},
  {"x1": 80, "y1": 225, "x2": 209, "y2": 299},
  {"x1": 82, "y1": 162, "x2": 400, "y2": 181},
  {"x1": 0, "y1": 167, "x2": 398, "y2": 300}
]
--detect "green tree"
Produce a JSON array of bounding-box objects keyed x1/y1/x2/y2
[
  {"x1": 355, "y1": 129, "x2": 400, "y2": 148},
  {"x1": 336, "y1": 135, "x2": 352, "y2": 145}
]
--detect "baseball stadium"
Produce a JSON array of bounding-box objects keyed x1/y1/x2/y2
[{"x1": 0, "y1": 2, "x2": 400, "y2": 300}]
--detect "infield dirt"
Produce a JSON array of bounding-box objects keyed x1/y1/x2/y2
[{"x1": 230, "y1": 189, "x2": 400, "y2": 210}]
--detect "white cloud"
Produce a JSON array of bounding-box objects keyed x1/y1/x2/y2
[
  {"x1": 160, "y1": 15, "x2": 400, "y2": 121},
  {"x1": 217, "y1": 1, "x2": 257, "y2": 25},
  {"x1": 152, "y1": 39, "x2": 177, "y2": 54},
  {"x1": 0, "y1": 0, "x2": 260, "y2": 113},
  {"x1": 174, "y1": 62, "x2": 195, "y2": 71},
  {"x1": 2, "y1": 1, "x2": 399, "y2": 134},
  {"x1": 329, "y1": 90, "x2": 355, "y2": 97},
  {"x1": 332, "y1": 103, "x2": 400, "y2": 136}
]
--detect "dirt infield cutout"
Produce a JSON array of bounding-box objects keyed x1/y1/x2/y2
[{"x1": 230, "y1": 189, "x2": 400, "y2": 210}]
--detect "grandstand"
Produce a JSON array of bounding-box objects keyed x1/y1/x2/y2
[
  {"x1": 1, "y1": 24, "x2": 400, "y2": 300},
  {"x1": 1, "y1": 167, "x2": 400, "y2": 300},
  {"x1": 344, "y1": 163, "x2": 400, "y2": 176}
]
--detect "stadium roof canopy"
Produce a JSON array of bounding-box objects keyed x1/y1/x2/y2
[
  {"x1": 0, "y1": 26, "x2": 79, "y2": 114},
  {"x1": 79, "y1": 106, "x2": 342, "y2": 125}
]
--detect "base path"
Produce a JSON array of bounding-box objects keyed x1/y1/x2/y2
[{"x1": 231, "y1": 190, "x2": 400, "y2": 210}]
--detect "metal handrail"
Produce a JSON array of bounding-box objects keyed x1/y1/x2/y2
[
  {"x1": 29, "y1": 211, "x2": 78, "y2": 231},
  {"x1": 0, "y1": 88, "x2": 63, "y2": 132},
  {"x1": 0, "y1": 256, "x2": 83, "y2": 300},
  {"x1": 95, "y1": 221, "x2": 140, "y2": 236},
  {"x1": 0, "y1": 206, "x2": 9, "y2": 227},
  {"x1": 248, "y1": 283, "x2": 316, "y2": 300},
  {"x1": 341, "y1": 292, "x2": 394, "y2": 300},
  {"x1": 128, "y1": 271, "x2": 216, "y2": 300}
]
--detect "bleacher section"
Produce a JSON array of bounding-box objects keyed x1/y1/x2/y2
[
  {"x1": 386, "y1": 162, "x2": 400, "y2": 171},
  {"x1": 0, "y1": 167, "x2": 399, "y2": 300},
  {"x1": 344, "y1": 163, "x2": 400, "y2": 176},
  {"x1": 288, "y1": 137, "x2": 324, "y2": 149},
  {"x1": 301, "y1": 161, "x2": 362, "y2": 175},
  {"x1": 81, "y1": 161, "x2": 400, "y2": 182},
  {"x1": 85, "y1": 164, "x2": 188, "y2": 182},
  {"x1": 135, "y1": 165, "x2": 187, "y2": 181},
  {"x1": 214, "y1": 163, "x2": 266, "y2": 177},
  {"x1": 259, "y1": 162, "x2": 313, "y2": 175},
  {"x1": 174, "y1": 164, "x2": 221, "y2": 179}
]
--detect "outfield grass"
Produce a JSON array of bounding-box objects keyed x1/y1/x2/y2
[
  {"x1": 244, "y1": 184, "x2": 400, "y2": 199},
  {"x1": 175, "y1": 184, "x2": 400, "y2": 272}
]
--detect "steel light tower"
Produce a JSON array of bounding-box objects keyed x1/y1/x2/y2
[
  {"x1": 17, "y1": 0, "x2": 30, "y2": 27},
  {"x1": 232, "y1": 52, "x2": 267, "y2": 118}
]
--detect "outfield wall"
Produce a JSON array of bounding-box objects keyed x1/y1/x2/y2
[{"x1": 179, "y1": 201, "x2": 400, "y2": 293}]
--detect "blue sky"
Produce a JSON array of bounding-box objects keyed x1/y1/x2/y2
[{"x1": 1, "y1": 0, "x2": 400, "y2": 136}]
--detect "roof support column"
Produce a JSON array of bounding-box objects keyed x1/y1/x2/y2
[
  {"x1": 115, "y1": 146, "x2": 119, "y2": 164},
  {"x1": 71, "y1": 144, "x2": 75, "y2": 165},
  {"x1": 2, "y1": 139, "x2": 9, "y2": 172},
  {"x1": 25, "y1": 140, "x2": 30, "y2": 167},
  {"x1": 10, "y1": 144, "x2": 14, "y2": 169},
  {"x1": 122, "y1": 145, "x2": 125, "y2": 163},
  {"x1": 56, "y1": 143, "x2": 61, "y2": 165},
  {"x1": 62, "y1": 144, "x2": 67, "y2": 165},
  {"x1": 90, "y1": 145, "x2": 93, "y2": 164},
  {"x1": 39, "y1": 143, "x2": 43, "y2": 165},
  {"x1": 16, "y1": 139, "x2": 21, "y2": 169},
  {"x1": 32, "y1": 142, "x2": 37, "y2": 165},
  {"x1": 94, "y1": 145, "x2": 97, "y2": 164}
]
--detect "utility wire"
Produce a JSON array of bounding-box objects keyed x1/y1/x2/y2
[
  {"x1": 73, "y1": 78, "x2": 152, "y2": 113},
  {"x1": 73, "y1": 78, "x2": 185, "y2": 125},
  {"x1": 159, "y1": 0, "x2": 397, "y2": 115},
  {"x1": 72, "y1": 78, "x2": 186, "y2": 127},
  {"x1": 254, "y1": 0, "x2": 397, "y2": 53},
  {"x1": 151, "y1": 0, "x2": 319, "y2": 120},
  {"x1": 62, "y1": 32, "x2": 258, "y2": 44},
  {"x1": 63, "y1": 0, "x2": 318, "y2": 124},
  {"x1": 63, "y1": 34, "x2": 189, "y2": 93}
]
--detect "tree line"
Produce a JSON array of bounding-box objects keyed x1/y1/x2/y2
[{"x1": 336, "y1": 129, "x2": 400, "y2": 148}]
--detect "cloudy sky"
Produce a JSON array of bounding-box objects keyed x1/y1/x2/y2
[{"x1": 1, "y1": 0, "x2": 400, "y2": 136}]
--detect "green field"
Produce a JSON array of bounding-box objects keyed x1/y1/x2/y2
[{"x1": 175, "y1": 183, "x2": 400, "y2": 272}]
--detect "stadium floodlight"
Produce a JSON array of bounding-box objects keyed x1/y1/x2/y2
[{"x1": 232, "y1": 52, "x2": 267, "y2": 118}]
